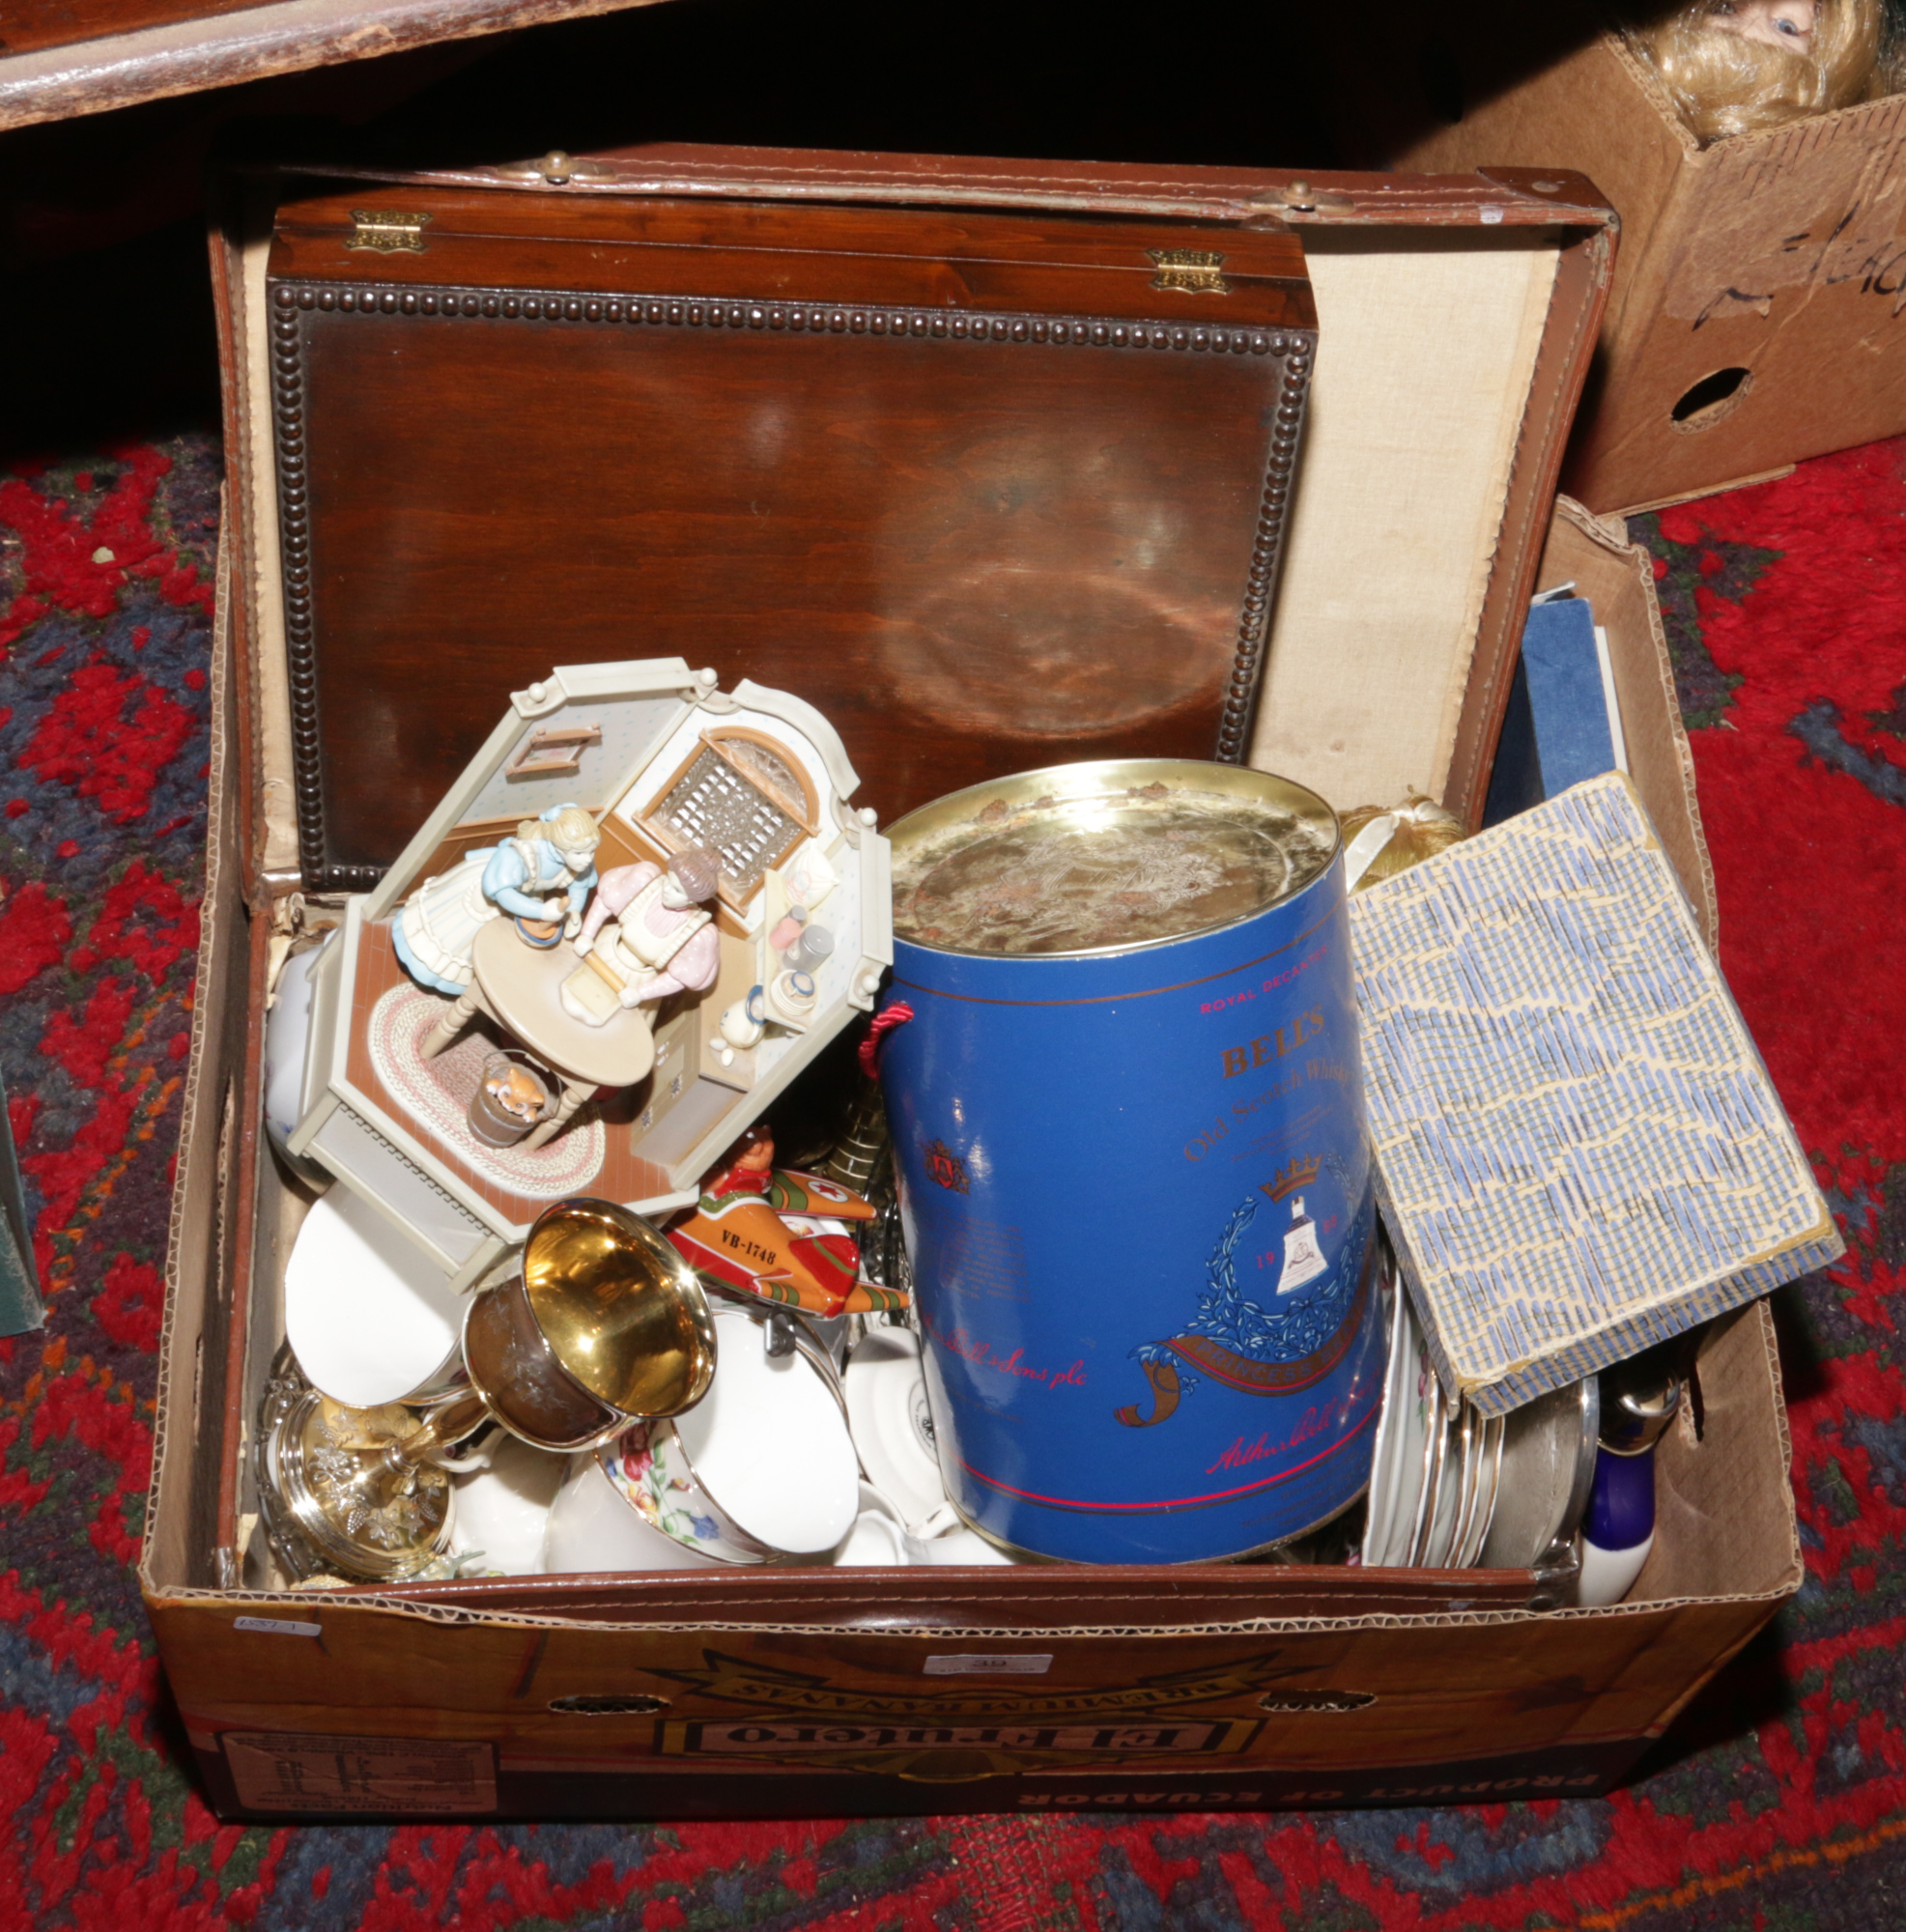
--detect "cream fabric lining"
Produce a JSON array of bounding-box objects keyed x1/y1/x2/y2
[
  {"x1": 1249, "y1": 231, "x2": 1561, "y2": 813},
  {"x1": 242, "y1": 207, "x2": 300, "y2": 876}
]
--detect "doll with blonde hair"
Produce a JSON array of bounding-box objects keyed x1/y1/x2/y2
[
  {"x1": 394, "y1": 801, "x2": 601, "y2": 995},
  {"x1": 1629, "y1": 0, "x2": 1886, "y2": 141}
]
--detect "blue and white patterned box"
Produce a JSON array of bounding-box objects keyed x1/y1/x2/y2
[{"x1": 1351, "y1": 772, "x2": 1840, "y2": 1417}]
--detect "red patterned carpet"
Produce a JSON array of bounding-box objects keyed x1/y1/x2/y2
[{"x1": 2, "y1": 430, "x2": 1904, "y2": 1927}]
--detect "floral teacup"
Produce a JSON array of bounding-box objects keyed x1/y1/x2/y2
[
  {"x1": 541, "y1": 1447, "x2": 724, "y2": 1573},
  {"x1": 599, "y1": 1305, "x2": 860, "y2": 1565}
]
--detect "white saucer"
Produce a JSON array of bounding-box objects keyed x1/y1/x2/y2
[
  {"x1": 843, "y1": 1326, "x2": 950, "y2": 1535},
  {"x1": 284, "y1": 1187, "x2": 465, "y2": 1407}
]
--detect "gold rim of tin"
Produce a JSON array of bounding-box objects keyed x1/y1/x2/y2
[{"x1": 886, "y1": 757, "x2": 1342, "y2": 961}]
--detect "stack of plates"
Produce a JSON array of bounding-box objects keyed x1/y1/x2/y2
[{"x1": 1361, "y1": 1238, "x2": 1599, "y2": 1572}]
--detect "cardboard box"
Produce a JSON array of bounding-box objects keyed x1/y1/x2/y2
[
  {"x1": 140, "y1": 149, "x2": 1801, "y2": 1822},
  {"x1": 1313, "y1": 3, "x2": 1906, "y2": 513}
]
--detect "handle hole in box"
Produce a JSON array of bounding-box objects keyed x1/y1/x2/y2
[
  {"x1": 548, "y1": 1693, "x2": 669, "y2": 1716},
  {"x1": 1259, "y1": 1689, "x2": 1375, "y2": 1714},
  {"x1": 1671, "y1": 368, "x2": 1751, "y2": 431}
]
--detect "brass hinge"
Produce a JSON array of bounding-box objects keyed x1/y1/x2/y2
[
  {"x1": 1147, "y1": 248, "x2": 1231, "y2": 296},
  {"x1": 346, "y1": 210, "x2": 433, "y2": 254}
]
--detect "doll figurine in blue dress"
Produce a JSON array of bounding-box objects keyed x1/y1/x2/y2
[{"x1": 393, "y1": 803, "x2": 602, "y2": 996}]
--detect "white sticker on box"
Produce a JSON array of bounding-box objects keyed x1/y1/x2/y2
[
  {"x1": 222, "y1": 1732, "x2": 498, "y2": 1814},
  {"x1": 233, "y1": 1616, "x2": 323, "y2": 1638},
  {"x1": 923, "y1": 1653, "x2": 1055, "y2": 1676}
]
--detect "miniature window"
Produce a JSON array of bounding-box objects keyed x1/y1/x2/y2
[
  {"x1": 640, "y1": 728, "x2": 818, "y2": 908},
  {"x1": 506, "y1": 723, "x2": 602, "y2": 781}
]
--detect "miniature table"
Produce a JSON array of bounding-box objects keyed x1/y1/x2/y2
[{"x1": 420, "y1": 918, "x2": 657, "y2": 1151}]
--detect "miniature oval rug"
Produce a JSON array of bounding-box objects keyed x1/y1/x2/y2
[{"x1": 365, "y1": 981, "x2": 607, "y2": 1197}]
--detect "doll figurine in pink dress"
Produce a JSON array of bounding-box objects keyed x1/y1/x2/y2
[{"x1": 558, "y1": 846, "x2": 724, "y2": 1026}]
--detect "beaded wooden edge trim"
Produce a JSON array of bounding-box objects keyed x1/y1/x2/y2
[{"x1": 267, "y1": 279, "x2": 1315, "y2": 893}]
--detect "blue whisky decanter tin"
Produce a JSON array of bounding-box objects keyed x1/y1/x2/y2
[{"x1": 879, "y1": 758, "x2": 1383, "y2": 1563}]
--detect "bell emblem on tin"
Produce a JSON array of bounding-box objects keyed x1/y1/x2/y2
[{"x1": 1274, "y1": 1196, "x2": 1328, "y2": 1295}]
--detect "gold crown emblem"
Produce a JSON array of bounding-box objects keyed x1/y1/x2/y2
[{"x1": 1263, "y1": 1156, "x2": 1321, "y2": 1202}]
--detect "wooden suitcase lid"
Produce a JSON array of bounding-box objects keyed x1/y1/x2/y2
[
  {"x1": 256, "y1": 169, "x2": 1314, "y2": 889},
  {"x1": 216, "y1": 147, "x2": 1615, "y2": 892}
]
